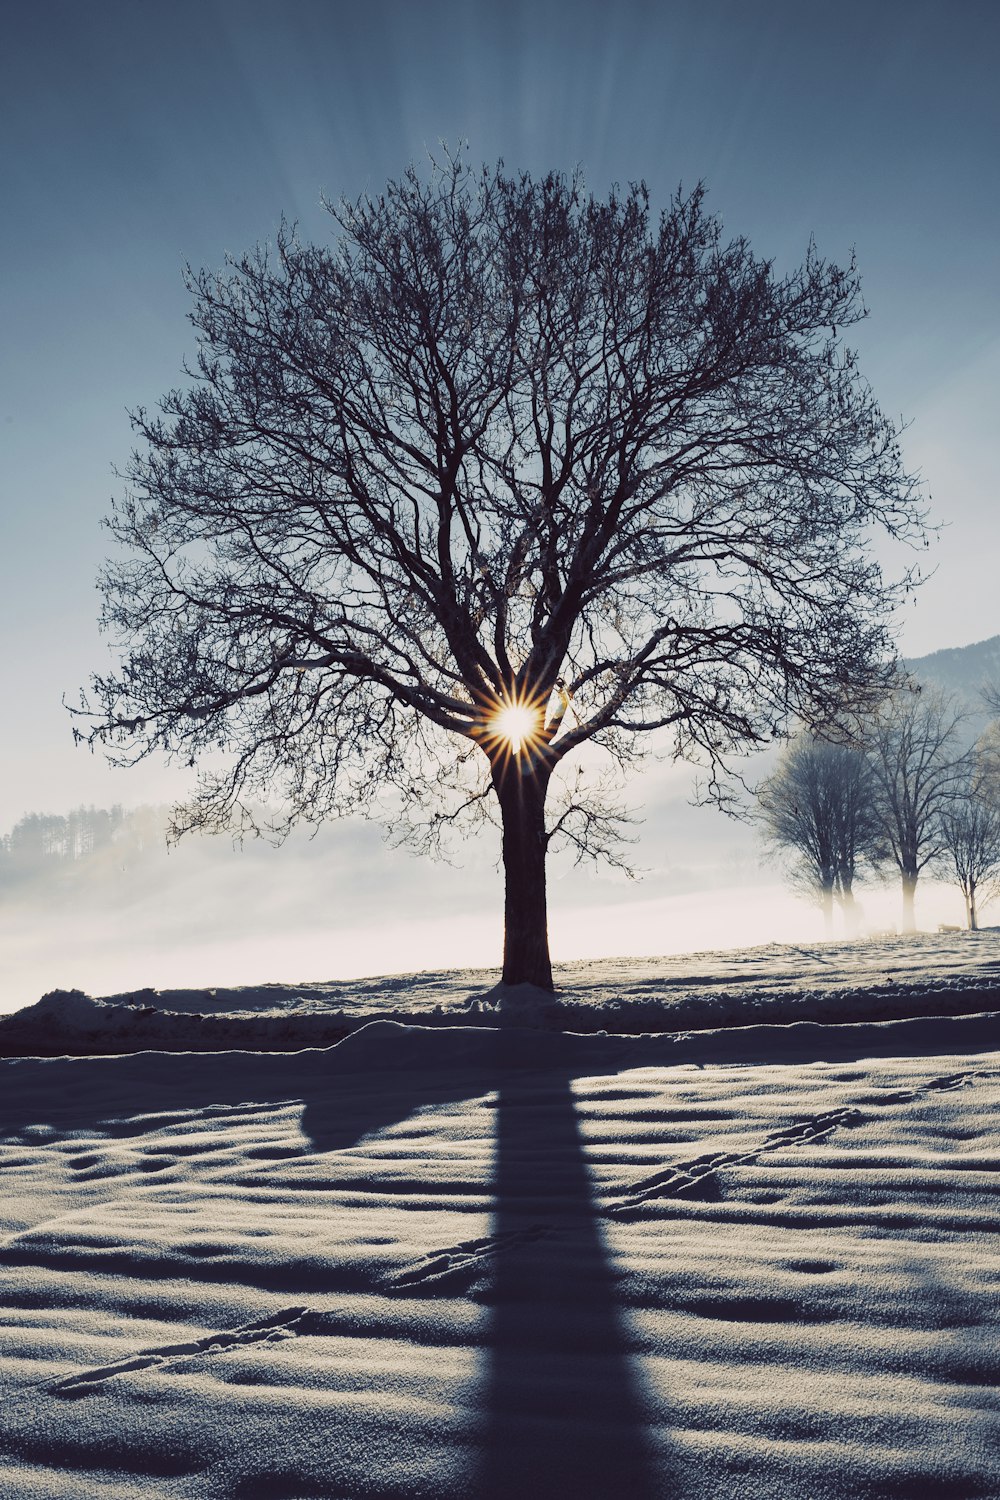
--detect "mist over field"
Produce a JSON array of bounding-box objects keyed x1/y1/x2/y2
[
  {"x1": 3, "y1": 637, "x2": 994, "y2": 1013},
  {"x1": 0, "y1": 779, "x2": 744, "y2": 1007},
  {"x1": 0, "y1": 783, "x2": 971, "y2": 1015}
]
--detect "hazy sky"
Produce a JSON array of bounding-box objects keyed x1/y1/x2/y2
[{"x1": 1, "y1": 1, "x2": 998, "y2": 986}]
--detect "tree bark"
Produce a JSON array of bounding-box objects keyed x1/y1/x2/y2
[
  {"x1": 969, "y1": 883, "x2": 978, "y2": 932},
  {"x1": 821, "y1": 881, "x2": 834, "y2": 938},
  {"x1": 839, "y1": 881, "x2": 860, "y2": 938},
  {"x1": 901, "y1": 869, "x2": 917, "y2": 934},
  {"x1": 493, "y1": 758, "x2": 554, "y2": 990}
]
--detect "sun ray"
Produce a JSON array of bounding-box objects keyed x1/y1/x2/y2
[
  {"x1": 482, "y1": 692, "x2": 548, "y2": 761},
  {"x1": 493, "y1": 703, "x2": 538, "y2": 755}
]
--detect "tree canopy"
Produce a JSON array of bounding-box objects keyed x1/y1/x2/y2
[{"x1": 78, "y1": 156, "x2": 926, "y2": 987}]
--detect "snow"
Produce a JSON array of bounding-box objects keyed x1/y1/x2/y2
[{"x1": 0, "y1": 935, "x2": 998, "y2": 1497}]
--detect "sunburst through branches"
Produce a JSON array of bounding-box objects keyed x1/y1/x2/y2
[{"x1": 486, "y1": 697, "x2": 545, "y2": 761}]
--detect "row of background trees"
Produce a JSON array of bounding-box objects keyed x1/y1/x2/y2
[
  {"x1": 0, "y1": 805, "x2": 166, "y2": 887},
  {"x1": 758, "y1": 682, "x2": 1000, "y2": 934},
  {"x1": 3, "y1": 805, "x2": 128, "y2": 866}
]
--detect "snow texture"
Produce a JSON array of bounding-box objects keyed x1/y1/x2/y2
[{"x1": 0, "y1": 935, "x2": 998, "y2": 1497}]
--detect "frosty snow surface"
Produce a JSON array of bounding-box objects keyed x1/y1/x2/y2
[{"x1": 0, "y1": 936, "x2": 998, "y2": 1497}]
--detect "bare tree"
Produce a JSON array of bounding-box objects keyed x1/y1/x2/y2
[
  {"x1": 864, "y1": 686, "x2": 969, "y2": 933},
  {"x1": 975, "y1": 708, "x2": 1000, "y2": 799},
  {"x1": 938, "y1": 780, "x2": 1000, "y2": 931},
  {"x1": 757, "y1": 735, "x2": 878, "y2": 934},
  {"x1": 75, "y1": 157, "x2": 925, "y2": 990}
]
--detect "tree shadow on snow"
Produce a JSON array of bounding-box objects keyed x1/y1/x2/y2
[
  {"x1": 471, "y1": 1068, "x2": 661, "y2": 1499},
  {"x1": 299, "y1": 1032, "x2": 664, "y2": 1493},
  {"x1": 1, "y1": 1033, "x2": 665, "y2": 1495}
]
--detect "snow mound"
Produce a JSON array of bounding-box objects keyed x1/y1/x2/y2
[{"x1": 18, "y1": 988, "x2": 116, "y2": 1029}]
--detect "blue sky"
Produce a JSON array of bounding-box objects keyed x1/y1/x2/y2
[{"x1": 1, "y1": 0, "x2": 997, "y2": 985}]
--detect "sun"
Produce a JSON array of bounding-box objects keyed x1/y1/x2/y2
[{"x1": 492, "y1": 702, "x2": 540, "y2": 755}]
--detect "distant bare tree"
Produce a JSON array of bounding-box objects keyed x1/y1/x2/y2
[
  {"x1": 758, "y1": 734, "x2": 878, "y2": 933},
  {"x1": 936, "y1": 724, "x2": 1000, "y2": 931},
  {"x1": 938, "y1": 781, "x2": 1000, "y2": 931},
  {"x1": 75, "y1": 156, "x2": 926, "y2": 990},
  {"x1": 864, "y1": 686, "x2": 969, "y2": 932},
  {"x1": 974, "y1": 712, "x2": 1000, "y2": 799}
]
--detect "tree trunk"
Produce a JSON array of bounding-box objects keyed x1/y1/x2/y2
[
  {"x1": 493, "y1": 759, "x2": 554, "y2": 990},
  {"x1": 820, "y1": 880, "x2": 834, "y2": 937},
  {"x1": 969, "y1": 882, "x2": 978, "y2": 932},
  {"x1": 839, "y1": 881, "x2": 860, "y2": 938},
  {"x1": 901, "y1": 869, "x2": 917, "y2": 934}
]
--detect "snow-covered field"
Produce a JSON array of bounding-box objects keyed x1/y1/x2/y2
[
  {"x1": 1, "y1": 937, "x2": 999, "y2": 1497},
  {"x1": 4, "y1": 930, "x2": 1000, "y2": 1058}
]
